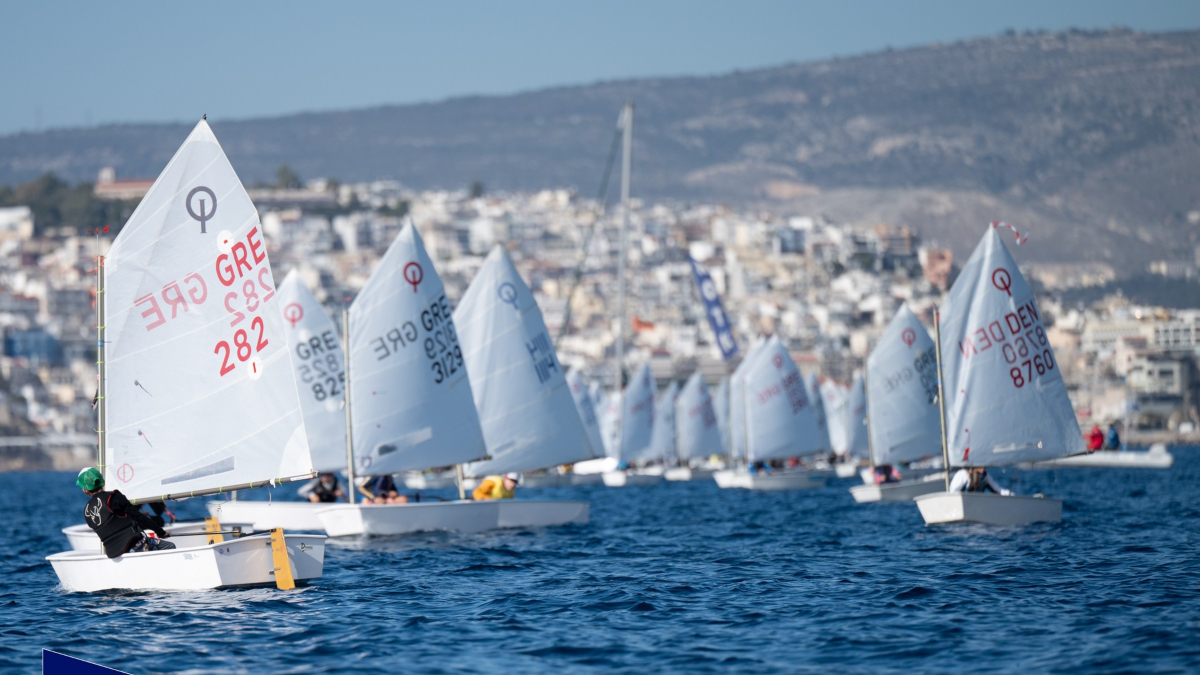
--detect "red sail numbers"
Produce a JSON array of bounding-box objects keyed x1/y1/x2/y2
[{"x1": 957, "y1": 298, "x2": 1056, "y2": 390}]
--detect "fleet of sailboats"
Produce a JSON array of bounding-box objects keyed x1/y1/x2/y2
[{"x1": 46, "y1": 107, "x2": 1178, "y2": 595}]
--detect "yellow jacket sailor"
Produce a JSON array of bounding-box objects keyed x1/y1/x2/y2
[{"x1": 472, "y1": 472, "x2": 520, "y2": 500}]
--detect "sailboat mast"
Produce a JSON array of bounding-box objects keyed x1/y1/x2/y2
[
  {"x1": 342, "y1": 309, "x2": 357, "y2": 504},
  {"x1": 933, "y1": 307, "x2": 951, "y2": 491},
  {"x1": 863, "y1": 369, "x2": 876, "y2": 469},
  {"x1": 95, "y1": 254, "x2": 106, "y2": 474},
  {"x1": 614, "y1": 100, "x2": 633, "y2": 460}
]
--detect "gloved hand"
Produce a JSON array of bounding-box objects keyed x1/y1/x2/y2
[{"x1": 155, "y1": 528, "x2": 169, "y2": 538}]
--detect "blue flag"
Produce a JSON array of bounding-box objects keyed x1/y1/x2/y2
[
  {"x1": 688, "y1": 256, "x2": 739, "y2": 361},
  {"x1": 43, "y1": 650, "x2": 130, "y2": 674}
]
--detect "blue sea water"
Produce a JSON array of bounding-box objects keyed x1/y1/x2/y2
[{"x1": 3, "y1": 450, "x2": 1200, "y2": 675}]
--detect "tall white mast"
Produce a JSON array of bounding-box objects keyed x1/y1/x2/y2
[
  {"x1": 614, "y1": 101, "x2": 633, "y2": 460},
  {"x1": 342, "y1": 309, "x2": 357, "y2": 504}
]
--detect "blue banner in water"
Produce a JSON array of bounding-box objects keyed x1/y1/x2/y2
[
  {"x1": 688, "y1": 256, "x2": 739, "y2": 361},
  {"x1": 43, "y1": 650, "x2": 130, "y2": 674}
]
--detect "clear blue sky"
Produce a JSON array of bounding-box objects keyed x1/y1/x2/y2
[{"x1": 3, "y1": 0, "x2": 1199, "y2": 136}]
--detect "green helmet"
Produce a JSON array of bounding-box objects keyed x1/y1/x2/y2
[{"x1": 76, "y1": 467, "x2": 104, "y2": 491}]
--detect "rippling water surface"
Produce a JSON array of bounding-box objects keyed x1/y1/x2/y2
[{"x1": 3, "y1": 449, "x2": 1200, "y2": 674}]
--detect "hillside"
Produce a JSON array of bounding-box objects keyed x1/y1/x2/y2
[{"x1": 3, "y1": 27, "x2": 1200, "y2": 266}]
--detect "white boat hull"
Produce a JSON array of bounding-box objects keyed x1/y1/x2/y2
[
  {"x1": 62, "y1": 521, "x2": 213, "y2": 552},
  {"x1": 601, "y1": 472, "x2": 665, "y2": 487},
  {"x1": 914, "y1": 491, "x2": 1062, "y2": 526},
  {"x1": 835, "y1": 463, "x2": 860, "y2": 479},
  {"x1": 663, "y1": 467, "x2": 717, "y2": 482},
  {"x1": 850, "y1": 474, "x2": 947, "y2": 503},
  {"x1": 713, "y1": 470, "x2": 826, "y2": 491},
  {"x1": 316, "y1": 499, "x2": 589, "y2": 537},
  {"x1": 47, "y1": 533, "x2": 326, "y2": 593},
  {"x1": 206, "y1": 500, "x2": 329, "y2": 532},
  {"x1": 1028, "y1": 447, "x2": 1174, "y2": 470}
]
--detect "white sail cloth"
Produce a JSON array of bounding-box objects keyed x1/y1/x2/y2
[
  {"x1": 844, "y1": 375, "x2": 869, "y2": 455},
  {"x1": 619, "y1": 362, "x2": 657, "y2": 462},
  {"x1": 939, "y1": 226, "x2": 1085, "y2": 466},
  {"x1": 599, "y1": 391, "x2": 620, "y2": 458},
  {"x1": 821, "y1": 379, "x2": 850, "y2": 454},
  {"x1": 806, "y1": 373, "x2": 833, "y2": 455},
  {"x1": 347, "y1": 223, "x2": 487, "y2": 475},
  {"x1": 277, "y1": 270, "x2": 347, "y2": 472},
  {"x1": 456, "y1": 246, "x2": 597, "y2": 476},
  {"x1": 567, "y1": 369, "x2": 606, "y2": 464},
  {"x1": 647, "y1": 381, "x2": 679, "y2": 461},
  {"x1": 713, "y1": 378, "x2": 731, "y2": 457},
  {"x1": 103, "y1": 120, "x2": 310, "y2": 501},
  {"x1": 741, "y1": 337, "x2": 823, "y2": 462},
  {"x1": 676, "y1": 372, "x2": 723, "y2": 461},
  {"x1": 865, "y1": 303, "x2": 941, "y2": 466}
]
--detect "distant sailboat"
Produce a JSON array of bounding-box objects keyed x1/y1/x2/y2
[
  {"x1": 664, "y1": 372, "x2": 725, "y2": 482},
  {"x1": 850, "y1": 303, "x2": 947, "y2": 504},
  {"x1": 647, "y1": 380, "x2": 680, "y2": 463},
  {"x1": 602, "y1": 362, "x2": 664, "y2": 486},
  {"x1": 915, "y1": 225, "x2": 1086, "y2": 526},
  {"x1": 715, "y1": 336, "x2": 828, "y2": 490},
  {"x1": 48, "y1": 119, "x2": 325, "y2": 591}
]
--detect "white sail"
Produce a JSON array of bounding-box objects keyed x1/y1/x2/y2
[
  {"x1": 676, "y1": 372, "x2": 723, "y2": 461},
  {"x1": 844, "y1": 374, "x2": 869, "y2": 455},
  {"x1": 939, "y1": 226, "x2": 1085, "y2": 466},
  {"x1": 821, "y1": 380, "x2": 850, "y2": 454},
  {"x1": 599, "y1": 391, "x2": 620, "y2": 458},
  {"x1": 806, "y1": 373, "x2": 833, "y2": 454},
  {"x1": 103, "y1": 120, "x2": 310, "y2": 501},
  {"x1": 647, "y1": 381, "x2": 679, "y2": 461},
  {"x1": 741, "y1": 337, "x2": 822, "y2": 462},
  {"x1": 347, "y1": 223, "x2": 487, "y2": 475},
  {"x1": 729, "y1": 340, "x2": 767, "y2": 461},
  {"x1": 713, "y1": 378, "x2": 731, "y2": 457},
  {"x1": 567, "y1": 369, "x2": 606, "y2": 464},
  {"x1": 277, "y1": 270, "x2": 347, "y2": 472},
  {"x1": 456, "y1": 246, "x2": 596, "y2": 475},
  {"x1": 865, "y1": 303, "x2": 941, "y2": 466},
  {"x1": 619, "y1": 362, "x2": 657, "y2": 462}
]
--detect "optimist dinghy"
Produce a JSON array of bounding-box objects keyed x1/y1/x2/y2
[
  {"x1": 600, "y1": 363, "x2": 666, "y2": 487},
  {"x1": 850, "y1": 303, "x2": 946, "y2": 504},
  {"x1": 47, "y1": 119, "x2": 324, "y2": 591},
  {"x1": 207, "y1": 270, "x2": 350, "y2": 532},
  {"x1": 1027, "y1": 443, "x2": 1174, "y2": 470},
  {"x1": 915, "y1": 225, "x2": 1086, "y2": 526},
  {"x1": 665, "y1": 372, "x2": 725, "y2": 482},
  {"x1": 714, "y1": 337, "x2": 828, "y2": 490},
  {"x1": 62, "y1": 521, "x2": 211, "y2": 552},
  {"x1": 315, "y1": 233, "x2": 590, "y2": 537}
]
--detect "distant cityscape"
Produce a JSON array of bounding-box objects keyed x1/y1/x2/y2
[{"x1": 1, "y1": 168, "x2": 1198, "y2": 470}]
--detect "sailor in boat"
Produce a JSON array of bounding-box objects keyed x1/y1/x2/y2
[
  {"x1": 948, "y1": 466, "x2": 1012, "y2": 496},
  {"x1": 1106, "y1": 423, "x2": 1121, "y2": 450},
  {"x1": 307, "y1": 473, "x2": 346, "y2": 503},
  {"x1": 362, "y1": 474, "x2": 407, "y2": 504},
  {"x1": 472, "y1": 472, "x2": 520, "y2": 501},
  {"x1": 1087, "y1": 425, "x2": 1105, "y2": 452},
  {"x1": 873, "y1": 464, "x2": 901, "y2": 484},
  {"x1": 76, "y1": 468, "x2": 175, "y2": 558}
]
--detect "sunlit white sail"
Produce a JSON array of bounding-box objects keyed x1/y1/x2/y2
[
  {"x1": 647, "y1": 381, "x2": 679, "y2": 461},
  {"x1": 741, "y1": 337, "x2": 822, "y2": 462},
  {"x1": 821, "y1": 379, "x2": 850, "y2": 454},
  {"x1": 619, "y1": 362, "x2": 657, "y2": 462},
  {"x1": 713, "y1": 378, "x2": 731, "y2": 456},
  {"x1": 567, "y1": 369, "x2": 606, "y2": 464},
  {"x1": 939, "y1": 226, "x2": 1085, "y2": 466},
  {"x1": 676, "y1": 372, "x2": 723, "y2": 461},
  {"x1": 865, "y1": 303, "x2": 941, "y2": 466},
  {"x1": 456, "y1": 246, "x2": 597, "y2": 475},
  {"x1": 104, "y1": 120, "x2": 310, "y2": 501},
  {"x1": 348, "y1": 223, "x2": 487, "y2": 474},
  {"x1": 277, "y1": 270, "x2": 347, "y2": 472},
  {"x1": 729, "y1": 341, "x2": 767, "y2": 461}
]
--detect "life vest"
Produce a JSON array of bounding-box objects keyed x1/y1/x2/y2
[
  {"x1": 84, "y1": 491, "x2": 144, "y2": 559},
  {"x1": 472, "y1": 475, "x2": 515, "y2": 501}
]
